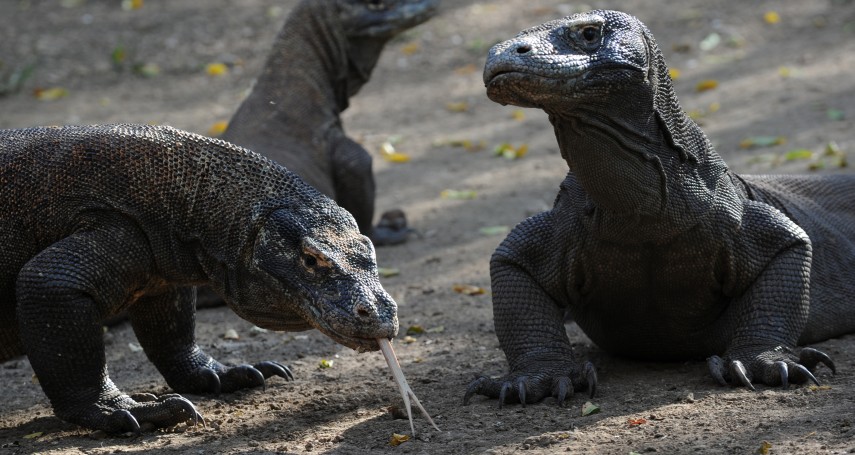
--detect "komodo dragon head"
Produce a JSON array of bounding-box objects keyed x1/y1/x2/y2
[{"x1": 229, "y1": 200, "x2": 398, "y2": 353}]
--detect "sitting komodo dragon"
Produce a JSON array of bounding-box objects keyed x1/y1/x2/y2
[
  {"x1": 465, "y1": 10, "x2": 854, "y2": 406},
  {"x1": 0, "y1": 124, "x2": 398, "y2": 432},
  {"x1": 222, "y1": 0, "x2": 438, "y2": 246}
]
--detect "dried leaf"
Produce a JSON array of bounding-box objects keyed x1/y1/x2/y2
[
  {"x1": 133, "y1": 63, "x2": 160, "y2": 77},
  {"x1": 208, "y1": 121, "x2": 228, "y2": 136},
  {"x1": 740, "y1": 136, "x2": 786, "y2": 149},
  {"x1": 401, "y1": 42, "x2": 420, "y2": 56},
  {"x1": 494, "y1": 143, "x2": 528, "y2": 159},
  {"x1": 402, "y1": 335, "x2": 417, "y2": 344},
  {"x1": 23, "y1": 432, "x2": 43, "y2": 439},
  {"x1": 511, "y1": 110, "x2": 525, "y2": 121},
  {"x1": 439, "y1": 139, "x2": 486, "y2": 152},
  {"x1": 758, "y1": 440, "x2": 773, "y2": 455},
  {"x1": 699, "y1": 33, "x2": 721, "y2": 51},
  {"x1": 111, "y1": 45, "x2": 126, "y2": 66},
  {"x1": 763, "y1": 11, "x2": 780, "y2": 25},
  {"x1": 454, "y1": 63, "x2": 478, "y2": 75},
  {"x1": 784, "y1": 149, "x2": 814, "y2": 161},
  {"x1": 778, "y1": 66, "x2": 792, "y2": 78},
  {"x1": 389, "y1": 433, "x2": 410, "y2": 446},
  {"x1": 628, "y1": 418, "x2": 647, "y2": 427},
  {"x1": 379, "y1": 142, "x2": 411, "y2": 163},
  {"x1": 223, "y1": 329, "x2": 239, "y2": 340},
  {"x1": 695, "y1": 79, "x2": 718, "y2": 92},
  {"x1": 479, "y1": 225, "x2": 510, "y2": 236},
  {"x1": 581, "y1": 401, "x2": 600, "y2": 416},
  {"x1": 668, "y1": 68, "x2": 681, "y2": 80},
  {"x1": 452, "y1": 284, "x2": 486, "y2": 295},
  {"x1": 807, "y1": 385, "x2": 832, "y2": 392},
  {"x1": 206, "y1": 62, "x2": 229, "y2": 76},
  {"x1": 378, "y1": 267, "x2": 401, "y2": 278},
  {"x1": 445, "y1": 101, "x2": 469, "y2": 113},
  {"x1": 827, "y1": 108, "x2": 845, "y2": 121},
  {"x1": 406, "y1": 325, "x2": 425, "y2": 335},
  {"x1": 121, "y1": 0, "x2": 144, "y2": 10},
  {"x1": 440, "y1": 189, "x2": 477, "y2": 200},
  {"x1": 319, "y1": 359, "x2": 334, "y2": 369},
  {"x1": 426, "y1": 326, "x2": 445, "y2": 333},
  {"x1": 34, "y1": 87, "x2": 68, "y2": 101},
  {"x1": 377, "y1": 267, "x2": 401, "y2": 278}
]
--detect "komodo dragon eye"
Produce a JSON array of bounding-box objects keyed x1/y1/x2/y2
[
  {"x1": 365, "y1": 0, "x2": 386, "y2": 10},
  {"x1": 301, "y1": 242, "x2": 334, "y2": 274},
  {"x1": 569, "y1": 24, "x2": 603, "y2": 51},
  {"x1": 581, "y1": 26, "x2": 599, "y2": 42}
]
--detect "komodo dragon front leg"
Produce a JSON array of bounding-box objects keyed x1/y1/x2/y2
[
  {"x1": 465, "y1": 212, "x2": 596, "y2": 406},
  {"x1": 16, "y1": 216, "x2": 288, "y2": 432},
  {"x1": 710, "y1": 202, "x2": 835, "y2": 389}
]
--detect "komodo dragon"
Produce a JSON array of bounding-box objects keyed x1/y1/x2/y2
[
  {"x1": 0, "y1": 124, "x2": 398, "y2": 432},
  {"x1": 465, "y1": 10, "x2": 855, "y2": 406},
  {"x1": 222, "y1": 0, "x2": 438, "y2": 246}
]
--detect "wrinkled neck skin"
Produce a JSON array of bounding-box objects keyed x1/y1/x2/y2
[
  {"x1": 224, "y1": 2, "x2": 388, "y2": 147},
  {"x1": 551, "y1": 85, "x2": 727, "y2": 244}
]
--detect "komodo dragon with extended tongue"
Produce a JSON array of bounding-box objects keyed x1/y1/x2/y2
[
  {"x1": 221, "y1": 0, "x2": 438, "y2": 246},
  {"x1": 465, "y1": 10, "x2": 854, "y2": 407},
  {"x1": 0, "y1": 124, "x2": 398, "y2": 432}
]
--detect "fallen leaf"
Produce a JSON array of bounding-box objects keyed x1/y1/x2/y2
[
  {"x1": 378, "y1": 267, "x2": 400, "y2": 278},
  {"x1": 446, "y1": 101, "x2": 469, "y2": 112},
  {"x1": 319, "y1": 359, "x2": 334, "y2": 369},
  {"x1": 494, "y1": 142, "x2": 528, "y2": 159},
  {"x1": 479, "y1": 225, "x2": 510, "y2": 236},
  {"x1": 440, "y1": 189, "x2": 477, "y2": 200},
  {"x1": 778, "y1": 66, "x2": 792, "y2": 78},
  {"x1": 206, "y1": 62, "x2": 229, "y2": 76},
  {"x1": 758, "y1": 440, "x2": 773, "y2": 455},
  {"x1": 699, "y1": 32, "x2": 721, "y2": 51},
  {"x1": 740, "y1": 136, "x2": 786, "y2": 149},
  {"x1": 784, "y1": 149, "x2": 814, "y2": 161},
  {"x1": 628, "y1": 417, "x2": 647, "y2": 427},
  {"x1": 511, "y1": 110, "x2": 525, "y2": 121},
  {"x1": 668, "y1": 68, "x2": 681, "y2": 80},
  {"x1": 454, "y1": 63, "x2": 478, "y2": 75},
  {"x1": 23, "y1": 432, "x2": 43, "y2": 439},
  {"x1": 402, "y1": 335, "x2": 417, "y2": 344},
  {"x1": 223, "y1": 329, "x2": 239, "y2": 340},
  {"x1": 111, "y1": 45, "x2": 126, "y2": 66},
  {"x1": 34, "y1": 87, "x2": 68, "y2": 101},
  {"x1": 401, "y1": 42, "x2": 420, "y2": 56},
  {"x1": 763, "y1": 11, "x2": 780, "y2": 25},
  {"x1": 406, "y1": 325, "x2": 425, "y2": 335},
  {"x1": 581, "y1": 401, "x2": 600, "y2": 416},
  {"x1": 453, "y1": 284, "x2": 486, "y2": 295},
  {"x1": 389, "y1": 433, "x2": 410, "y2": 446},
  {"x1": 208, "y1": 121, "x2": 228, "y2": 136},
  {"x1": 827, "y1": 108, "x2": 845, "y2": 121},
  {"x1": 426, "y1": 326, "x2": 445, "y2": 333},
  {"x1": 379, "y1": 142, "x2": 411, "y2": 163},
  {"x1": 439, "y1": 139, "x2": 486, "y2": 152},
  {"x1": 133, "y1": 63, "x2": 160, "y2": 77},
  {"x1": 695, "y1": 79, "x2": 718, "y2": 92},
  {"x1": 122, "y1": 0, "x2": 143, "y2": 10},
  {"x1": 808, "y1": 385, "x2": 832, "y2": 392}
]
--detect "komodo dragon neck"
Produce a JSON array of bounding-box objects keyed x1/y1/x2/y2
[{"x1": 222, "y1": 3, "x2": 387, "y2": 150}]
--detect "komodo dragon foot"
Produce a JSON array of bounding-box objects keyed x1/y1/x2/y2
[
  {"x1": 463, "y1": 361, "x2": 597, "y2": 408},
  {"x1": 707, "y1": 346, "x2": 835, "y2": 390},
  {"x1": 55, "y1": 391, "x2": 204, "y2": 434},
  {"x1": 370, "y1": 209, "x2": 414, "y2": 246}
]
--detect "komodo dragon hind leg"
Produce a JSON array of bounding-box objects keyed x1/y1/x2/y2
[{"x1": 15, "y1": 225, "x2": 203, "y2": 432}]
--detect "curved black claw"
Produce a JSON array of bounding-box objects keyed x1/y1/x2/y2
[
  {"x1": 553, "y1": 377, "x2": 572, "y2": 406},
  {"x1": 220, "y1": 364, "x2": 266, "y2": 392},
  {"x1": 515, "y1": 377, "x2": 528, "y2": 408},
  {"x1": 790, "y1": 364, "x2": 820, "y2": 386},
  {"x1": 775, "y1": 361, "x2": 789, "y2": 388},
  {"x1": 254, "y1": 361, "x2": 294, "y2": 382},
  {"x1": 463, "y1": 375, "x2": 491, "y2": 405},
  {"x1": 799, "y1": 347, "x2": 836, "y2": 374},
  {"x1": 498, "y1": 381, "x2": 512, "y2": 409},
  {"x1": 158, "y1": 395, "x2": 205, "y2": 427},
  {"x1": 584, "y1": 361, "x2": 598, "y2": 397},
  {"x1": 707, "y1": 356, "x2": 728, "y2": 386},
  {"x1": 729, "y1": 360, "x2": 755, "y2": 391},
  {"x1": 110, "y1": 409, "x2": 141, "y2": 434}
]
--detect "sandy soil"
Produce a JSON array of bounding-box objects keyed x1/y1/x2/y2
[{"x1": 2, "y1": 1, "x2": 855, "y2": 454}]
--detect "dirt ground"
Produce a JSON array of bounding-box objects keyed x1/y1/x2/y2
[{"x1": 2, "y1": 1, "x2": 855, "y2": 454}]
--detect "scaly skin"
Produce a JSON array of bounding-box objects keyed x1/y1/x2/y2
[
  {"x1": 222, "y1": 0, "x2": 438, "y2": 246},
  {"x1": 0, "y1": 124, "x2": 398, "y2": 432},
  {"x1": 465, "y1": 10, "x2": 853, "y2": 407}
]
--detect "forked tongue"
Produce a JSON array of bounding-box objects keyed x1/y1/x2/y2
[{"x1": 377, "y1": 338, "x2": 440, "y2": 436}]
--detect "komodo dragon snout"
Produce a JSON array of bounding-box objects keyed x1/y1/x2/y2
[
  {"x1": 338, "y1": 0, "x2": 439, "y2": 38},
  {"x1": 239, "y1": 207, "x2": 398, "y2": 352}
]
